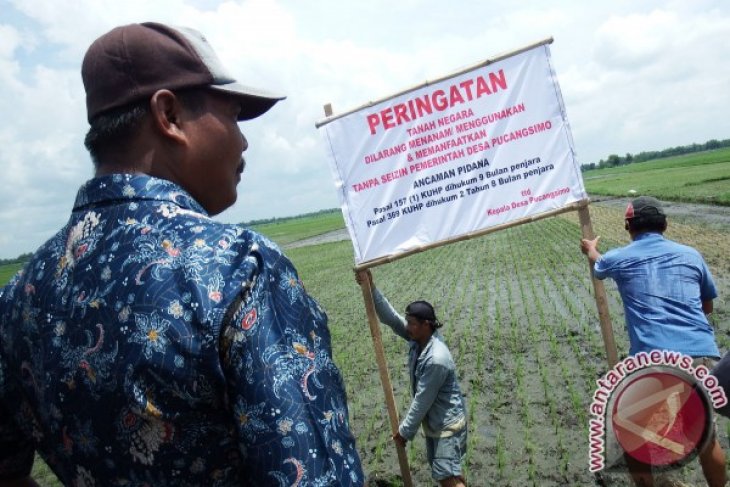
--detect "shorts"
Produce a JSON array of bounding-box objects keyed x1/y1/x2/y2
[
  {"x1": 425, "y1": 427, "x2": 467, "y2": 481},
  {"x1": 693, "y1": 356, "x2": 718, "y2": 370},
  {"x1": 693, "y1": 356, "x2": 719, "y2": 437}
]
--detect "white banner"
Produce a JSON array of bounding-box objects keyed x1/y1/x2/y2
[{"x1": 318, "y1": 42, "x2": 586, "y2": 264}]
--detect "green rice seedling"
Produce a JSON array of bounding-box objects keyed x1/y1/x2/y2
[
  {"x1": 407, "y1": 440, "x2": 416, "y2": 465},
  {"x1": 256, "y1": 209, "x2": 730, "y2": 485},
  {"x1": 374, "y1": 431, "x2": 387, "y2": 464},
  {"x1": 567, "y1": 380, "x2": 587, "y2": 426},
  {"x1": 558, "y1": 432, "x2": 570, "y2": 476},
  {"x1": 548, "y1": 331, "x2": 560, "y2": 360},
  {"x1": 496, "y1": 431, "x2": 506, "y2": 477},
  {"x1": 525, "y1": 437, "x2": 537, "y2": 484}
]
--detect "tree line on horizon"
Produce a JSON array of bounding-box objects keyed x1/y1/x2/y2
[
  {"x1": 0, "y1": 253, "x2": 33, "y2": 267},
  {"x1": 4, "y1": 139, "x2": 727, "y2": 265},
  {"x1": 581, "y1": 137, "x2": 730, "y2": 172}
]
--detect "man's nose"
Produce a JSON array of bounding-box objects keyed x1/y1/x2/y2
[{"x1": 241, "y1": 132, "x2": 248, "y2": 151}]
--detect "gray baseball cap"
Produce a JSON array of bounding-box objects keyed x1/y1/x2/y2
[
  {"x1": 625, "y1": 196, "x2": 665, "y2": 219},
  {"x1": 82, "y1": 22, "x2": 285, "y2": 122}
]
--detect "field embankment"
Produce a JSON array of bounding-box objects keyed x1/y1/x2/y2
[{"x1": 249, "y1": 211, "x2": 345, "y2": 245}]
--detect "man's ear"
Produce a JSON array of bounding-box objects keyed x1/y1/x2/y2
[{"x1": 149, "y1": 90, "x2": 187, "y2": 144}]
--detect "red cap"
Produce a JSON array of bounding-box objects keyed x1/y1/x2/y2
[{"x1": 625, "y1": 196, "x2": 665, "y2": 219}]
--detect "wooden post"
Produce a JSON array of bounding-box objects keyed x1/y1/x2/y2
[
  {"x1": 322, "y1": 101, "x2": 611, "y2": 481},
  {"x1": 356, "y1": 270, "x2": 414, "y2": 487},
  {"x1": 578, "y1": 205, "x2": 619, "y2": 367},
  {"x1": 325, "y1": 103, "x2": 412, "y2": 485}
]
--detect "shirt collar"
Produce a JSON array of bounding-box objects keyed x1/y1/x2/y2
[
  {"x1": 633, "y1": 232, "x2": 664, "y2": 242},
  {"x1": 73, "y1": 174, "x2": 208, "y2": 215}
]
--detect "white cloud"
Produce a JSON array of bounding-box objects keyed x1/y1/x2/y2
[
  {"x1": 1, "y1": 0, "x2": 730, "y2": 258},
  {"x1": 0, "y1": 24, "x2": 21, "y2": 58},
  {"x1": 556, "y1": 4, "x2": 730, "y2": 162}
]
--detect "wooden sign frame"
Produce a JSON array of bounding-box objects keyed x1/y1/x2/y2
[{"x1": 321, "y1": 53, "x2": 617, "y2": 481}]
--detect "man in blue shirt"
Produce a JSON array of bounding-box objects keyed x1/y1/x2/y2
[
  {"x1": 0, "y1": 23, "x2": 363, "y2": 486},
  {"x1": 581, "y1": 195, "x2": 725, "y2": 486}
]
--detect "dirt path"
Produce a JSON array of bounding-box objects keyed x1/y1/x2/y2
[
  {"x1": 283, "y1": 228, "x2": 350, "y2": 249},
  {"x1": 283, "y1": 198, "x2": 730, "y2": 251},
  {"x1": 592, "y1": 196, "x2": 730, "y2": 232}
]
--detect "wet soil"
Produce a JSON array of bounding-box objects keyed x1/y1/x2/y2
[{"x1": 287, "y1": 199, "x2": 730, "y2": 486}]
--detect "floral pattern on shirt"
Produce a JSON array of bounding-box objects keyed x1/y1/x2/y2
[{"x1": 0, "y1": 174, "x2": 363, "y2": 486}]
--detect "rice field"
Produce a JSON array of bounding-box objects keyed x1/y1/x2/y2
[
  {"x1": 0, "y1": 262, "x2": 22, "y2": 285},
  {"x1": 250, "y1": 210, "x2": 345, "y2": 245},
  {"x1": 286, "y1": 202, "x2": 730, "y2": 486},
  {"x1": 582, "y1": 148, "x2": 730, "y2": 206},
  {"x1": 3, "y1": 201, "x2": 730, "y2": 485}
]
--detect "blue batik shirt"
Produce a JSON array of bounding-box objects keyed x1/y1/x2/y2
[
  {"x1": 0, "y1": 174, "x2": 363, "y2": 486},
  {"x1": 594, "y1": 232, "x2": 719, "y2": 358}
]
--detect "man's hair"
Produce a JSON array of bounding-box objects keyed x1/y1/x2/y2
[
  {"x1": 626, "y1": 214, "x2": 667, "y2": 234},
  {"x1": 84, "y1": 100, "x2": 148, "y2": 166},
  {"x1": 84, "y1": 89, "x2": 208, "y2": 167},
  {"x1": 405, "y1": 300, "x2": 443, "y2": 330}
]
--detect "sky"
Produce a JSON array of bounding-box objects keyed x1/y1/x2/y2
[{"x1": 1, "y1": 0, "x2": 729, "y2": 259}]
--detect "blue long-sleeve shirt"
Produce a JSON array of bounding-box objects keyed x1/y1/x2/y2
[
  {"x1": 594, "y1": 232, "x2": 719, "y2": 358},
  {"x1": 372, "y1": 288, "x2": 466, "y2": 440},
  {"x1": 0, "y1": 174, "x2": 363, "y2": 486}
]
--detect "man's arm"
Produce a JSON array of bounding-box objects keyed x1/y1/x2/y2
[
  {"x1": 219, "y1": 242, "x2": 363, "y2": 485},
  {"x1": 1, "y1": 287, "x2": 37, "y2": 487},
  {"x1": 580, "y1": 236, "x2": 602, "y2": 265},
  {"x1": 355, "y1": 270, "x2": 409, "y2": 340},
  {"x1": 371, "y1": 288, "x2": 410, "y2": 341},
  {"x1": 398, "y1": 362, "x2": 449, "y2": 440},
  {"x1": 697, "y1": 254, "x2": 718, "y2": 314}
]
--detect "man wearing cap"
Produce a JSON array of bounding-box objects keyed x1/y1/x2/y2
[
  {"x1": 0, "y1": 22, "x2": 363, "y2": 486},
  {"x1": 357, "y1": 271, "x2": 467, "y2": 487},
  {"x1": 581, "y1": 196, "x2": 726, "y2": 486}
]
